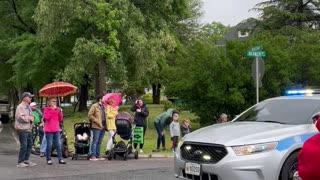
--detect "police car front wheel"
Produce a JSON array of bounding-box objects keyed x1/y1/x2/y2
[{"x1": 280, "y1": 152, "x2": 300, "y2": 180}]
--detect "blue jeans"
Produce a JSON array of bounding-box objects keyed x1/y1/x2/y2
[
  {"x1": 38, "y1": 126, "x2": 44, "y2": 145},
  {"x1": 46, "y1": 132, "x2": 62, "y2": 161},
  {"x1": 154, "y1": 122, "x2": 165, "y2": 149},
  {"x1": 90, "y1": 128, "x2": 105, "y2": 158},
  {"x1": 40, "y1": 134, "x2": 47, "y2": 153},
  {"x1": 17, "y1": 131, "x2": 32, "y2": 163}
]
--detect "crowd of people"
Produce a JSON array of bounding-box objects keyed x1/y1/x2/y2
[
  {"x1": 14, "y1": 91, "x2": 194, "y2": 167},
  {"x1": 15, "y1": 92, "x2": 66, "y2": 167}
]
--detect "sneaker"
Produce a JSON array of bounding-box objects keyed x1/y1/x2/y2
[
  {"x1": 59, "y1": 160, "x2": 66, "y2": 164},
  {"x1": 24, "y1": 160, "x2": 37, "y2": 166},
  {"x1": 39, "y1": 153, "x2": 45, "y2": 157},
  {"x1": 47, "y1": 160, "x2": 53, "y2": 165},
  {"x1": 162, "y1": 147, "x2": 166, "y2": 151},
  {"x1": 132, "y1": 149, "x2": 136, "y2": 153},
  {"x1": 152, "y1": 148, "x2": 160, "y2": 152},
  {"x1": 97, "y1": 157, "x2": 105, "y2": 161},
  {"x1": 89, "y1": 157, "x2": 99, "y2": 161},
  {"x1": 139, "y1": 149, "x2": 143, "y2": 153},
  {"x1": 17, "y1": 162, "x2": 28, "y2": 168}
]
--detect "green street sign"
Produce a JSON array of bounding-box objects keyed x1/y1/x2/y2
[
  {"x1": 133, "y1": 127, "x2": 144, "y2": 144},
  {"x1": 247, "y1": 51, "x2": 266, "y2": 58},
  {"x1": 251, "y1": 46, "x2": 263, "y2": 52}
]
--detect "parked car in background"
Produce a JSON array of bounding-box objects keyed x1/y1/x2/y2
[
  {"x1": 0, "y1": 100, "x2": 10, "y2": 123},
  {"x1": 174, "y1": 90, "x2": 320, "y2": 180}
]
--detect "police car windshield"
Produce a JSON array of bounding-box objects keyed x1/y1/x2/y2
[{"x1": 234, "y1": 99, "x2": 320, "y2": 125}]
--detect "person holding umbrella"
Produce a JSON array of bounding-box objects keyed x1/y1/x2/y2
[
  {"x1": 104, "y1": 96, "x2": 119, "y2": 155},
  {"x1": 43, "y1": 97, "x2": 66, "y2": 165}
]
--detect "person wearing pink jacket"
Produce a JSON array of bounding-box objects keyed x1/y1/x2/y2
[{"x1": 44, "y1": 97, "x2": 66, "y2": 165}]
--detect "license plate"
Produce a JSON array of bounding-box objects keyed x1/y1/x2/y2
[{"x1": 185, "y1": 162, "x2": 201, "y2": 176}]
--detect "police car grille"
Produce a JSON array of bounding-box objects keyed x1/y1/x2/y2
[{"x1": 180, "y1": 142, "x2": 228, "y2": 163}]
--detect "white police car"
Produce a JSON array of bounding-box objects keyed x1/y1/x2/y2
[{"x1": 174, "y1": 90, "x2": 320, "y2": 180}]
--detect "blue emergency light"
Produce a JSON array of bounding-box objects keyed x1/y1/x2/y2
[{"x1": 285, "y1": 89, "x2": 314, "y2": 96}]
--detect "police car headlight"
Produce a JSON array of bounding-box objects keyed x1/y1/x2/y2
[{"x1": 232, "y1": 142, "x2": 278, "y2": 156}]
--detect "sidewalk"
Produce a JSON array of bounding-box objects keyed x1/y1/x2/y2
[
  {"x1": 0, "y1": 123, "x2": 174, "y2": 159},
  {"x1": 0, "y1": 123, "x2": 19, "y2": 155}
]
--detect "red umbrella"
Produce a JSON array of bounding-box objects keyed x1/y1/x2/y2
[
  {"x1": 39, "y1": 82, "x2": 78, "y2": 97},
  {"x1": 103, "y1": 93, "x2": 122, "y2": 107}
]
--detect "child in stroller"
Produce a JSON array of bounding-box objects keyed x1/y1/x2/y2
[
  {"x1": 107, "y1": 112, "x2": 139, "y2": 160},
  {"x1": 71, "y1": 122, "x2": 91, "y2": 160}
]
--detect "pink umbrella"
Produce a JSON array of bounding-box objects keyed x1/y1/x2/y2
[{"x1": 103, "y1": 93, "x2": 122, "y2": 108}]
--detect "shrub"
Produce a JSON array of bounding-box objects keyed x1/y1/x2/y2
[
  {"x1": 141, "y1": 94, "x2": 153, "y2": 104},
  {"x1": 161, "y1": 100, "x2": 174, "y2": 111}
]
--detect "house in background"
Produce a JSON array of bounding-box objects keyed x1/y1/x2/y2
[{"x1": 219, "y1": 18, "x2": 257, "y2": 45}]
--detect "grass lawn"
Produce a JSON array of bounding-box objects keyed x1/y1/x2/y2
[{"x1": 62, "y1": 104, "x2": 200, "y2": 155}]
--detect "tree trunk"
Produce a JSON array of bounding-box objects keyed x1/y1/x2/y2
[
  {"x1": 95, "y1": 60, "x2": 107, "y2": 97},
  {"x1": 78, "y1": 75, "x2": 89, "y2": 112},
  {"x1": 152, "y1": 83, "x2": 161, "y2": 104}
]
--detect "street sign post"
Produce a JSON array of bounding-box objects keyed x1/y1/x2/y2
[
  {"x1": 247, "y1": 46, "x2": 266, "y2": 104},
  {"x1": 251, "y1": 57, "x2": 265, "y2": 87}
]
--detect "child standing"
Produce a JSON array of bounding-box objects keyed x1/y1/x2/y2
[
  {"x1": 181, "y1": 119, "x2": 190, "y2": 137},
  {"x1": 170, "y1": 113, "x2": 180, "y2": 152}
]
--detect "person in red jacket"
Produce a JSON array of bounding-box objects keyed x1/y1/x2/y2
[
  {"x1": 298, "y1": 116, "x2": 320, "y2": 180},
  {"x1": 44, "y1": 97, "x2": 66, "y2": 165}
]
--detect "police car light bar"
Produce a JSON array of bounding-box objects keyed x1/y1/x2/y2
[{"x1": 285, "y1": 89, "x2": 314, "y2": 96}]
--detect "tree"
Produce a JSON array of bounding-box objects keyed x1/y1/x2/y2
[
  {"x1": 120, "y1": 0, "x2": 202, "y2": 104},
  {"x1": 34, "y1": 0, "x2": 127, "y2": 111},
  {"x1": 254, "y1": 0, "x2": 320, "y2": 29},
  {"x1": 199, "y1": 22, "x2": 229, "y2": 44},
  {"x1": 165, "y1": 29, "x2": 247, "y2": 125}
]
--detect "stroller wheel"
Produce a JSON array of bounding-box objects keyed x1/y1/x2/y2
[
  {"x1": 123, "y1": 153, "x2": 128, "y2": 161},
  {"x1": 62, "y1": 144, "x2": 69, "y2": 158},
  {"x1": 31, "y1": 147, "x2": 40, "y2": 155},
  {"x1": 134, "y1": 151, "x2": 138, "y2": 159},
  {"x1": 113, "y1": 153, "x2": 117, "y2": 159},
  {"x1": 71, "y1": 154, "x2": 77, "y2": 160},
  {"x1": 108, "y1": 155, "x2": 112, "y2": 160},
  {"x1": 72, "y1": 154, "x2": 78, "y2": 160},
  {"x1": 108, "y1": 151, "x2": 113, "y2": 161}
]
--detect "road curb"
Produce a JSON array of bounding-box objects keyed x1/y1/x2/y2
[{"x1": 139, "y1": 154, "x2": 174, "y2": 158}]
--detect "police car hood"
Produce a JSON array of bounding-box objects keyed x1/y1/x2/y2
[{"x1": 183, "y1": 122, "x2": 316, "y2": 146}]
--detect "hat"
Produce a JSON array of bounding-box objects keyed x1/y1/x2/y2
[
  {"x1": 30, "y1": 102, "x2": 37, "y2": 107},
  {"x1": 22, "y1": 92, "x2": 34, "y2": 99}
]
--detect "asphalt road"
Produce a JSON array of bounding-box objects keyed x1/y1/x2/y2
[{"x1": 0, "y1": 124, "x2": 177, "y2": 180}]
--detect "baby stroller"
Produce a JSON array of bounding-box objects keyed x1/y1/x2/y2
[
  {"x1": 108, "y1": 112, "x2": 138, "y2": 161},
  {"x1": 71, "y1": 122, "x2": 91, "y2": 160}
]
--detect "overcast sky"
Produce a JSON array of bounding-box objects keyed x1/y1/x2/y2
[{"x1": 201, "y1": 0, "x2": 264, "y2": 26}]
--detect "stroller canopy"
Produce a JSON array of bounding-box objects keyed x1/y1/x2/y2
[{"x1": 116, "y1": 112, "x2": 133, "y2": 122}]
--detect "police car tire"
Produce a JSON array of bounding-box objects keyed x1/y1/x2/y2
[{"x1": 280, "y1": 152, "x2": 298, "y2": 180}]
